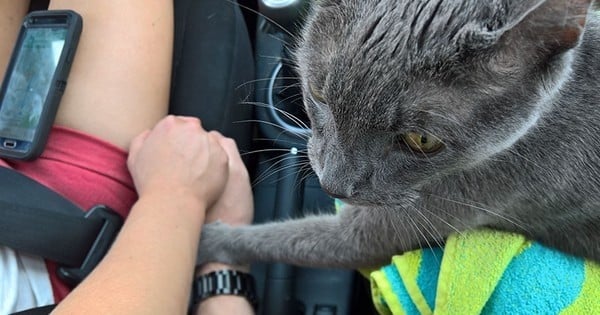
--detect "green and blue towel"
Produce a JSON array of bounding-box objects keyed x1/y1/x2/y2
[
  {"x1": 369, "y1": 229, "x2": 600, "y2": 315},
  {"x1": 334, "y1": 199, "x2": 600, "y2": 314}
]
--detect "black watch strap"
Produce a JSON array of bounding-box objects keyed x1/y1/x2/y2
[{"x1": 193, "y1": 269, "x2": 258, "y2": 310}]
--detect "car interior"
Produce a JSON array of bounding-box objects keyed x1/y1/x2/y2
[
  {"x1": 172, "y1": 0, "x2": 377, "y2": 313},
  {"x1": 237, "y1": 1, "x2": 377, "y2": 314},
  {"x1": 5, "y1": 0, "x2": 377, "y2": 314}
]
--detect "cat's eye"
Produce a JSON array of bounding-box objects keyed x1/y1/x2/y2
[
  {"x1": 308, "y1": 82, "x2": 327, "y2": 104},
  {"x1": 402, "y1": 132, "x2": 444, "y2": 154}
]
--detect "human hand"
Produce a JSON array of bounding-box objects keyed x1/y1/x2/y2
[
  {"x1": 197, "y1": 133, "x2": 254, "y2": 275},
  {"x1": 127, "y1": 115, "x2": 229, "y2": 210},
  {"x1": 205, "y1": 132, "x2": 254, "y2": 226}
]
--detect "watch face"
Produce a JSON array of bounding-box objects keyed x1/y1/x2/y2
[{"x1": 193, "y1": 270, "x2": 258, "y2": 309}]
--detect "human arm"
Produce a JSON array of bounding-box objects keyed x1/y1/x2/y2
[
  {"x1": 193, "y1": 134, "x2": 255, "y2": 315},
  {"x1": 52, "y1": 116, "x2": 229, "y2": 314}
]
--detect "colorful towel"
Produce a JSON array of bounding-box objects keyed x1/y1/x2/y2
[
  {"x1": 369, "y1": 229, "x2": 600, "y2": 315},
  {"x1": 333, "y1": 200, "x2": 600, "y2": 313}
]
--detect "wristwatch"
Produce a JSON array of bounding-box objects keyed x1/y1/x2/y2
[{"x1": 192, "y1": 269, "x2": 258, "y2": 310}]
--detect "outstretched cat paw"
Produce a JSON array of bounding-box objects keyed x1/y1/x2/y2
[{"x1": 197, "y1": 222, "x2": 242, "y2": 266}]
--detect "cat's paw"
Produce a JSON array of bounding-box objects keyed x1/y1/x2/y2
[{"x1": 197, "y1": 222, "x2": 241, "y2": 266}]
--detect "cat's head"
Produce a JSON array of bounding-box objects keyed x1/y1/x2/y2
[{"x1": 295, "y1": 0, "x2": 593, "y2": 205}]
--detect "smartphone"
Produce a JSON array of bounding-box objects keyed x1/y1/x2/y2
[{"x1": 0, "y1": 10, "x2": 82, "y2": 160}]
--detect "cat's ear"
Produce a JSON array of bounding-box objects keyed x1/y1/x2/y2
[
  {"x1": 460, "y1": 0, "x2": 593, "y2": 55},
  {"x1": 501, "y1": 0, "x2": 592, "y2": 53}
]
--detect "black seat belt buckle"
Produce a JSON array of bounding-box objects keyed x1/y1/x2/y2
[{"x1": 57, "y1": 205, "x2": 123, "y2": 287}]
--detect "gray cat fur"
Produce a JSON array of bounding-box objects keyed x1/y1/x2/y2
[{"x1": 198, "y1": 0, "x2": 600, "y2": 269}]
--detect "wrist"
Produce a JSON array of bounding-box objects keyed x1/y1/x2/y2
[
  {"x1": 136, "y1": 189, "x2": 207, "y2": 221},
  {"x1": 194, "y1": 294, "x2": 255, "y2": 315}
]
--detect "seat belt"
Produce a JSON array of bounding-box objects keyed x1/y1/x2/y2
[
  {"x1": 0, "y1": 167, "x2": 123, "y2": 287},
  {"x1": 11, "y1": 305, "x2": 56, "y2": 315}
]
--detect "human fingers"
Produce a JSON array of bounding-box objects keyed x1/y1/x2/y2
[
  {"x1": 205, "y1": 132, "x2": 253, "y2": 225},
  {"x1": 216, "y1": 133, "x2": 245, "y2": 169},
  {"x1": 127, "y1": 129, "x2": 151, "y2": 170},
  {"x1": 128, "y1": 116, "x2": 218, "y2": 198},
  {"x1": 201, "y1": 131, "x2": 230, "y2": 207}
]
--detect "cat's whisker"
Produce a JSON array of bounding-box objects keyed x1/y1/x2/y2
[
  {"x1": 251, "y1": 84, "x2": 300, "y2": 96},
  {"x1": 412, "y1": 207, "x2": 446, "y2": 247},
  {"x1": 419, "y1": 206, "x2": 465, "y2": 237},
  {"x1": 293, "y1": 163, "x2": 314, "y2": 184},
  {"x1": 262, "y1": 160, "x2": 312, "y2": 188},
  {"x1": 266, "y1": 32, "x2": 298, "y2": 49},
  {"x1": 292, "y1": 164, "x2": 314, "y2": 191},
  {"x1": 279, "y1": 94, "x2": 305, "y2": 106},
  {"x1": 298, "y1": 159, "x2": 315, "y2": 173},
  {"x1": 253, "y1": 149, "x2": 291, "y2": 165},
  {"x1": 274, "y1": 102, "x2": 311, "y2": 131},
  {"x1": 275, "y1": 160, "x2": 310, "y2": 177},
  {"x1": 272, "y1": 91, "x2": 303, "y2": 107},
  {"x1": 405, "y1": 214, "x2": 426, "y2": 253},
  {"x1": 233, "y1": 119, "x2": 289, "y2": 132},
  {"x1": 272, "y1": 161, "x2": 307, "y2": 184},
  {"x1": 255, "y1": 52, "x2": 296, "y2": 63},
  {"x1": 235, "y1": 76, "x2": 299, "y2": 90},
  {"x1": 263, "y1": 76, "x2": 303, "y2": 83},
  {"x1": 256, "y1": 54, "x2": 296, "y2": 64},
  {"x1": 276, "y1": 95, "x2": 305, "y2": 110},
  {"x1": 253, "y1": 137, "x2": 307, "y2": 148},
  {"x1": 276, "y1": 83, "x2": 302, "y2": 96},
  {"x1": 252, "y1": 155, "x2": 308, "y2": 186},
  {"x1": 264, "y1": 100, "x2": 310, "y2": 129},
  {"x1": 257, "y1": 152, "x2": 300, "y2": 166},
  {"x1": 427, "y1": 194, "x2": 531, "y2": 234},
  {"x1": 298, "y1": 166, "x2": 316, "y2": 184},
  {"x1": 276, "y1": 84, "x2": 302, "y2": 93},
  {"x1": 254, "y1": 146, "x2": 307, "y2": 156},
  {"x1": 257, "y1": 147, "x2": 309, "y2": 161},
  {"x1": 233, "y1": 119, "x2": 307, "y2": 138},
  {"x1": 273, "y1": 89, "x2": 302, "y2": 104},
  {"x1": 408, "y1": 209, "x2": 443, "y2": 261},
  {"x1": 387, "y1": 209, "x2": 408, "y2": 252},
  {"x1": 227, "y1": 0, "x2": 296, "y2": 39},
  {"x1": 273, "y1": 126, "x2": 309, "y2": 142},
  {"x1": 238, "y1": 101, "x2": 271, "y2": 108},
  {"x1": 234, "y1": 78, "x2": 265, "y2": 90},
  {"x1": 238, "y1": 101, "x2": 311, "y2": 133},
  {"x1": 247, "y1": 79, "x2": 301, "y2": 94},
  {"x1": 241, "y1": 148, "x2": 299, "y2": 157},
  {"x1": 252, "y1": 154, "x2": 296, "y2": 185}
]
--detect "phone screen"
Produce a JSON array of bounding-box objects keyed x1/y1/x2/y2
[{"x1": 0, "y1": 27, "x2": 67, "y2": 148}]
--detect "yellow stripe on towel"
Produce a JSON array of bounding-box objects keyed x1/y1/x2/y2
[
  {"x1": 393, "y1": 252, "x2": 433, "y2": 315},
  {"x1": 561, "y1": 260, "x2": 600, "y2": 314},
  {"x1": 434, "y1": 230, "x2": 529, "y2": 315},
  {"x1": 371, "y1": 269, "x2": 404, "y2": 315}
]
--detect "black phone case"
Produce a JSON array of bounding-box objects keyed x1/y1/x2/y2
[{"x1": 0, "y1": 10, "x2": 82, "y2": 160}]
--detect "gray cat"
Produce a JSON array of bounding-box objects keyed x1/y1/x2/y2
[{"x1": 198, "y1": 0, "x2": 600, "y2": 269}]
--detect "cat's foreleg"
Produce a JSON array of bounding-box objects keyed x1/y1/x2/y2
[{"x1": 197, "y1": 204, "x2": 428, "y2": 269}]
